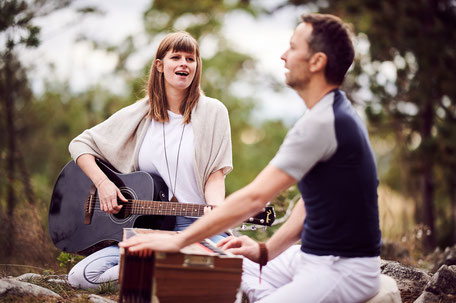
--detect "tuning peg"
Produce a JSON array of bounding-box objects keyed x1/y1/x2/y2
[
  {"x1": 241, "y1": 224, "x2": 246, "y2": 230},
  {"x1": 251, "y1": 225, "x2": 257, "y2": 231}
]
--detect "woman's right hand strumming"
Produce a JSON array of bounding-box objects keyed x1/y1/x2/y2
[
  {"x1": 76, "y1": 154, "x2": 127, "y2": 214},
  {"x1": 96, "y1": 178, "x2": 127, "y2": 214}
]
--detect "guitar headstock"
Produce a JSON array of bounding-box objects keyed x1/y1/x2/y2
[{"x1": 244, "y1": 206, "x2": 275, "y2": 227}]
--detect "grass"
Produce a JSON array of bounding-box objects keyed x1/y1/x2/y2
[{"x1": 25, "y1": 276, "x2": 73, "y2": 298}]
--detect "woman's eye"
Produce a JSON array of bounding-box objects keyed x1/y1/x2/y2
[{"x1": 187, "y1": 58, "x2": 195, "y2": 62}]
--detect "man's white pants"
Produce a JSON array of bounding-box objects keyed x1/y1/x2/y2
[{"x1": 241, "y1": 245, "x2": 380, "y2": 303}]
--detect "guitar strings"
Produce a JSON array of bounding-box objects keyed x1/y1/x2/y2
[
  {"x1": 86, "y1": 200, "x2": 208, "y2": 208},
  {"x1": 85, "y1": 198, "x2": 267, "y2": 213},
  {"x1": 87, "y1": 202, "x2": 205, "y2": 210},
  {"x1": 87, "y1": 197, "x2": 207, "y2": 205},
  {"x1": 87, "y1": 205, "x2": 205, "y2": 212},
  {"x1": 85, "y1": 199, "x2": 208, "y2": 212},
  {"x1": 86, "y1": 198, "x2": 211, "y2": 209},
  {"x1": 84, "y1": 198, "x2": 270, "y2": 224}
]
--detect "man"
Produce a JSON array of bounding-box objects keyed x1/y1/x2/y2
[{"x1": 120, "y1": 13, "x2": 382, "y2": 303}]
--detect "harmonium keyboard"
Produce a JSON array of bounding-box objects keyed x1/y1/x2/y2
[{"x1": 119, "y1": 228, "x2": 243, "y2": 303}]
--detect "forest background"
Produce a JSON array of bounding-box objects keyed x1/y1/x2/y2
[{"x1": 1, "y1": 0, "x2": 455, "y2": 274}]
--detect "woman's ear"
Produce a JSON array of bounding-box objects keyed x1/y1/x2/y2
[
  {"x1": 309, "y1": 52, "x2": 327, "y2": 73},
  {"x1": 155, "y1": 59, "x2": 163, "y2": 73}
]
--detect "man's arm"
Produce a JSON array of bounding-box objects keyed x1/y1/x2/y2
[
  {"x1": 119, "y1": 165, "x2": 296, "y2": 252},
  {"x1": 265, "y1": 198, "x2": 305, "y2": 259},
  {"x1": 179, "y1": 165, "x2": 295, "y2": 246},
  {"x1": 218, "y1": 198, "x2": 305, "y2": 263}
]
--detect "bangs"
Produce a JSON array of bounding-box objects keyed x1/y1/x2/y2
[{"x1": 170, "y1": 35, "x2": 197, "y2": 55}]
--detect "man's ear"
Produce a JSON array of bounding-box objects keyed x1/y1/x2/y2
[
  {"x1": 155, "y1": 59, "x2": 163, "y2": 73},
  {"x1": 309, "y1": 52, "x2": 327, "y2": 73}
]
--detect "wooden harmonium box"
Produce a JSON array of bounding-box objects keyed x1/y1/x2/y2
[{"x1": 119, "y1": 228, "x2": 243, "y2": 303}]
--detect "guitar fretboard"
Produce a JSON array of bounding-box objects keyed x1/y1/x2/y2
[{"x1": 129, "y1": 200, "x2": 213, "y2": 217}]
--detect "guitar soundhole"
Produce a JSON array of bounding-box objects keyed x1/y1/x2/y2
[{"x1": 112, "y1": 188, "x2": 135, "y2": 220}]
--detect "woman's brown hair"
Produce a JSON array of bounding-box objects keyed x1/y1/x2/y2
[{"x1": 147, "y1": 31, "x2": 202, "y2": 123}]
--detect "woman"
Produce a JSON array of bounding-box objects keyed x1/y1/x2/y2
[{"x1": 67, "y1": 31, "x2": 232, "y2": 289}]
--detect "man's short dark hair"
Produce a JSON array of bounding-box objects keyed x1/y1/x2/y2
[{"x1": 301, "y1": 14, "x2": 355, "y2": 85}]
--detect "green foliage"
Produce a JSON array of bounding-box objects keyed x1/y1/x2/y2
[
  {"x1": 57, "y1": 252, "x2": 83, "y2": 273},
  {"x1": 0, "y1": 0, "x2": 291, "y2": 269},
  {"x1": 238, "y1": 186, "x2": 300, "y2": 241},
  {"x1": 92, "y1": 281, "x2": 119, "y2": 295},
  {"x1": 0, "y1": 0, "x2": 77, "y2": 50},
  {"x1": 0, "y1": 0, "x2": 39, "y2": 48},
  {"x1": 9, "y1": 0, "x2": 456, "y2": 270},
  {"x1": 143, "y1": 0, "x2": 258, "y2": 37}
]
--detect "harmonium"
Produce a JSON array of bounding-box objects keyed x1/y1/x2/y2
[{"x1": 119, "y1": 228, "x2": 243, "y2": 303}]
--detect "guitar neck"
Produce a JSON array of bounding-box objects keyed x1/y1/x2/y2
[{"x1": 128, "y1": 200, "x2": 212, "y2": 217}]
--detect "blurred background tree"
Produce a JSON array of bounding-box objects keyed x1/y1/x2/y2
[
  {"x1": 1, "y1": 0, "x2": 455, "y2": 273},
  {"x1": 0, "y1": 0, "x2": 290, "y2": 272},
  {"x1": 0, "y1": 0, "x2": 75, "y2": 270}
]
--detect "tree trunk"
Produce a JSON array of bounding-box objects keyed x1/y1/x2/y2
[
  {"x1": 4, "y1": 51, "x2": 17, "y2": 217},
  {"x1": 421, "y1": 102, "x2": 435, "y2": 250},
  {"x1": 3, "y1": 51, "x2": 17, "y2": 256},
  {"x1": 449, "y1": 179, "x2": 456, "y2": 245},
  {"x1": 18, "y1": 149, "x2": 35, "y2": 205},
  {"x1": 422, "y1": 161, "x2": 435, "y2": 249}
]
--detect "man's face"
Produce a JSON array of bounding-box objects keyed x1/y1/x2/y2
[{"x1": 281, "y1": 22, "x2": 313, "y2": 90}]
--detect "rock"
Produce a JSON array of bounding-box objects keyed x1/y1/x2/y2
[
  {"x1": 14, "y1": 272, "x2": 69, "y2": 285},
  {"x1": 426, "y1": 265, "x2": 456, "y2": 295},
  {"x1": 0, "y1": 278, "x2": 61, "y2": 298},
  {"x1": 47, "y1": 274, "x2": 69, "y2": 284},
  {"x1": 381, "y1": 260, "x2": 431, "y2": 302},
  {"x1": 15, "y1": 273, "x2": 42, "y2": 281},
  {"x1": 413, "y1": 265, "x2": 456, "y2": 303},
  {"x1": 430, "y1": 245, "x2": 456, "y2": 273},
  {"x1": 88, "y1": 294, "x2": 118, "y2": 303},
  {"x1": 413, "y1": 291, "x2": 439, "y2": 303}
]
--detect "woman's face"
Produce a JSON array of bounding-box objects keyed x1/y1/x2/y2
[{"x1": 157, "y1": 50, "x2": 197, "y2": 92}]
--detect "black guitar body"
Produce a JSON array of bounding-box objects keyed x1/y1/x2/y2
[{"x1": 49, "y1": 160, "x2": 171, "y2": 255}]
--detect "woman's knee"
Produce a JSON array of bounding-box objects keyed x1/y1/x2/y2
[
  {"x1": 68, "y1": 261, "x2": 100, "y2": 289},
  {"x1": 68, "y1": 265, "x2": 87, "y2": 288}
]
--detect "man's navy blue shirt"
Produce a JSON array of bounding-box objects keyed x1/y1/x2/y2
[{"x1": 270, "y1": 89, "x2": 381, "y2": 257}]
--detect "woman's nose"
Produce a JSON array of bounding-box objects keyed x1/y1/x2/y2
[{"x1": 179, "y1": 58, "x2": 187, "y2": 66}]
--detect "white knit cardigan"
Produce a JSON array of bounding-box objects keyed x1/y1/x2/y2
[{"x1": 68, "y1": 96, "x2": 233, "y2": 199}]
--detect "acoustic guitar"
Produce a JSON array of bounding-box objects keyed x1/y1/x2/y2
[{"x1": 49, "y1": 160, "x2": 275, "y2": 255}]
